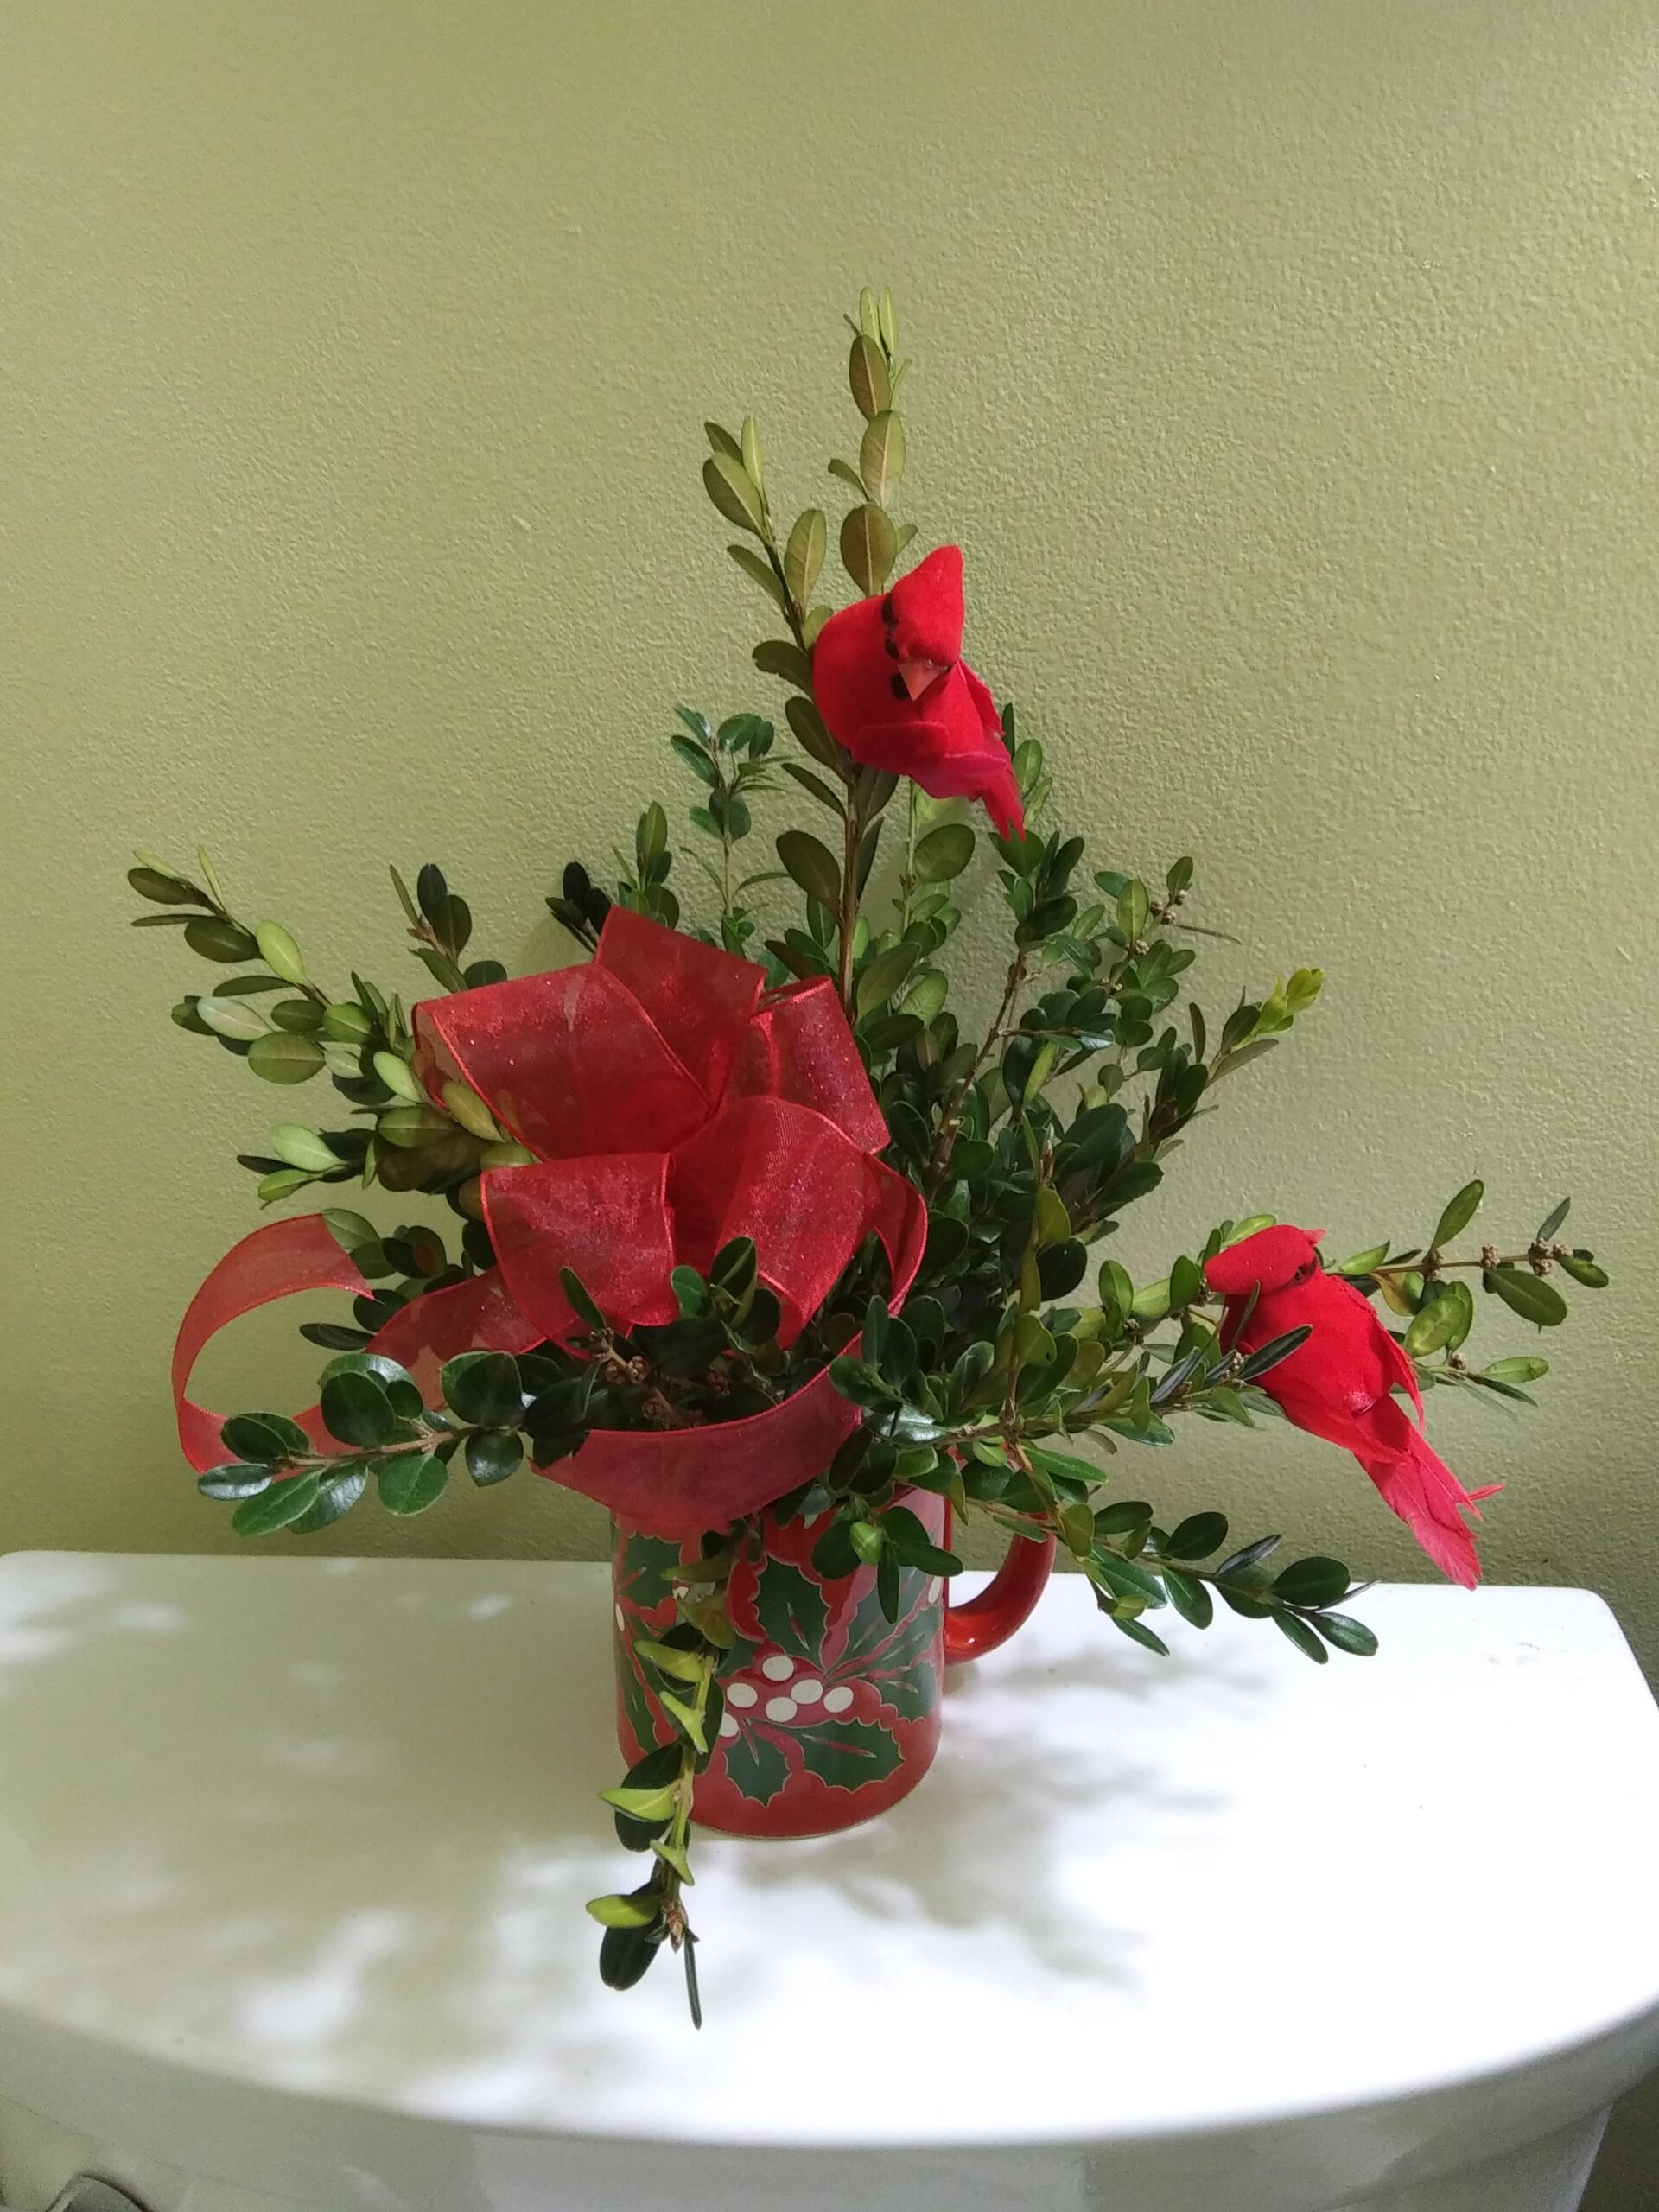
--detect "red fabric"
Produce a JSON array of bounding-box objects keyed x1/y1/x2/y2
[
  {"x1": 173, "y1": 911, "x2": 927, "y2": 1535},
  {"x1": 172, "y1": 1215, "x2": 366, "y2": 1471},
  {"x1": 482, "y1": 1152, "x2": 679, "y2": 1344},
  {"x1": 1204, "y1": 1225, "x2": 1499, "y2": 1588},
  {"x1": 811, "y1": 544, "x2": 1025, "y2": 837}
]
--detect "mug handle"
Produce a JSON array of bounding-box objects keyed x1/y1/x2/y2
[{"x1": 943, "y1": 1526, "x2": 1056, "y2": 1662}]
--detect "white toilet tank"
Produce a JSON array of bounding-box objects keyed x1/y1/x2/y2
[{"x1": 1, "y1": 1554, "x2": 1656, "y2": 2212}]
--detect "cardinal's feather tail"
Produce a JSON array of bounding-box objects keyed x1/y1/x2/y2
[{"x1": 1357, "y1": 1429, "x2": 1498, "y2": 1590}]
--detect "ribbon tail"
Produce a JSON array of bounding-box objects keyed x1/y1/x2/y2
[
  {"x1": 173, "y1": 1214, "x2": 537, "y2": 1473},
  {"x1": 575, "y1": 1364, "x2": 866, "y2": 1537},
  {"x1": 173, "y1": 1217, "x2": 372, "y2": 1471},
  {"x1": 369, "y1": 1268, "x2": 543, "y2": 1402}
]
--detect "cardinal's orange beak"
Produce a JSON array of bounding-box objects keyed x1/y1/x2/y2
[{"x1": 898, "y1": 657, "x2": 951, "y2": 701}]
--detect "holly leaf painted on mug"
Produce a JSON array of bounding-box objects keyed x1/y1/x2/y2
[
  {"x1": 856, "y1": 1580, "x2": 942, "y2": 1719},
  {"x1": 874, "y1": 1655, "x2": 938, "y2": 1722},
  {"x1": 843, "y1": 1564, "x2": 930, "y2": 1671},
  {"x1": 721, "y1": 1724, "x2": 791, "y2": 1806},
  {"x1": 753, "y1": 1558, "x2": 829, "y2": 1664},
  {"x1": 871, "y1": 1613, "x2": 943, "y2": 1720},
  {"x1": 618, "y1": 1530, "x2": 684, "y2": 1609},
  {"x1": 794, "y1": 1715, "x2": 905, "y2": 1792}
]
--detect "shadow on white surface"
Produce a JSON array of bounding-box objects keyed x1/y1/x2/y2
[{"x1": 0, "y1": 1554, "x2": 1259, "y2": 2129}]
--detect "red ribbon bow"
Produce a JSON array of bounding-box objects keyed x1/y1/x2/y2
[{"x1": 174, "y1": 912, "x2": 927, "y2": 1534}]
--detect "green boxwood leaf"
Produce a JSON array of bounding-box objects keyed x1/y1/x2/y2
[
  {"x1": 1163, "y1": 1510, "x2": 1229, "y2": 1560},
  {"x1": 377, "y1": 1452, "x2": 449, "y2": 1516},
  {"x1": 1092, "y1": 1548, "x2": 1166, "y2": 1606},
  {"x1": 255, "y1": 1166, "x2": 312, "y2": 1205},
  {"x1": 1037, "y1": 1239, "x2": 1090, "y2": 1300},
  {"x1": 1486, "y1": 1267, "x2": 1568, "y2": 1327},
  {"x1": 913, "y1": 822, "x2": 975, "y2": 881},
  {"x1": 319, "y1": 1351, "x2": 423, "y2": 1420},
  {"x1": 1558, "y1": 1254, "x2": 1608, "y2": 1289},
  {"x1": 775, "y1": 829, "x2": 842, "y2": 910},
  {"x1": 1431, "y1": 1179, "x2": 1484, "y2": 1249},
  {"x1": 1027, "y1": 1443, "x2": 1106, "y2": 1491},
  {"x1": 128, "y1": 865, "x2": 200, "y2": 905},
  {"x1": 268, "y1": 1123, "x2": 335, "y2": 1172},
  {"x1": 1271, "y1": 1555, "x2": 1351, "y2": 1609},
  {"x1": 1236, "y1": 1326, "x2": 1311, "y2": 1382},
  {"x1": 728, "y1": 542, "x2": 788, "y2": 609},
  {"x1": 320, "y1": 1206, "x2": 378, "y2": 1254},
  {"x1": 232, "y1": 1474, "x2": 322, "y2": 1537},
  {"x1": 184, "y1": 916, "x2": 259, "y2": 963},
  {"x1": 811, "y1": 1516, "x2": 863, "y2": 1580},
  {"x1": 597, "y1": 1920, "x2": 660, "y2": 1992},
  {"x1": 442, "y1": 1350, "x2": 524, "y2": 1427},
  {"x1": 290, "y1": 1466, "x2": 369, "y2": 1531},
  {"x1": 784, "y1": 507, "x2": 827, "y2": 605},
  {"x1": 465, "y1": 1427, "x2": 524, "y2": 1485},
  {"x1": 1484, "y1": 1355, "x2": 1549, "y2": 1385},
  {"x1": 855, "y1": 941, "x2": 919, "y2": 1016},
  {"x1": 220, "y1": 1411, "x2": 311, "y2": 1464},
  {"x1": 848, "y1": 333, "x2": 890, "y2": 420},
  {"x1": 255, "y1": 920, "x2": 307, "y2": 987},
  {"x1": 299, "y1": 1322, "x2": 372, "y2": 1351},
  {"x1": 1535, "y1": 1198, "x2": 1571, "y2": 1243},
  {"x1": 247, "y1": 1032, "x2": 325, "y2": 1085},
  {"x1": 1161, "y1": 1567, "x2": 1213, "y2": 1628},
  {"x1": 1116, "y1": 880, "x2": 1150, "y2": 944},
  {"x1": 858, "y1": 410, "x2": 906, "y2": 505},
  {"x1": 1274, "y1": 1610, "x2": 1331, "y2": 1664},
  {"x1": 1216, "y1": 1533, "x2": 1282, "y2": 1579},
  {"x1": 194, "y1": 995, "x2": 269, "y2": 1042},
  {"x1": 1334, "y1": 1242, "x2": 1390, "y2": 1278},
  {"x1": 1164, "y1": 1255, "x2": 1200, "y2": 1311},
  {"x1": 1310, "y1": 1610, "x2": 1379, "y2": 1657},
  {"x1": 198, "y1": 1464, "x2": 274, "y2": 1501},
  {"x1": 840, "y1": 502, "x2": 897, "y2": 595},
  {"x1": 1216, "y1": 1578, "x2": 1275, "y2": 1619},
  {"x1": 586, "y1": 1888, "x2": 661, "y2": 1930},
  {"x1": 320, "y1": 1370, "x2": 397, "y2": 1448},
  {"x1": 1404, "y1": 1281, "x2": 1475, "y2": 1358},
  {"x1": 1108, "y1": 1611, "x2": 1170, "y2": 1656},
  {"x1": 702, "y1": 450, "x2": 765, "y2": 536},
  {"x1": 753, "y1": 639, "x2": 814, "y2": 690}
]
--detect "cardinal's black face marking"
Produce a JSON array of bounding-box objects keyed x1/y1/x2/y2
[{"x1": 890, "y1": 673, "x2": 908, "y2": 699}]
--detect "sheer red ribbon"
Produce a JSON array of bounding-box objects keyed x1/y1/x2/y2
[{"x1": 173, "y1": 912, "x2": 927, "y2": 1535}]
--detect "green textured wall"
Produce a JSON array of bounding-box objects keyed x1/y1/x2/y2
[{"x1": 3, "y1": 8, "x2": 1657, "y2": 2190}]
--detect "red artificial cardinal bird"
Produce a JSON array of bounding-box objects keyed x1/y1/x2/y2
[
  {"x1": 811, "y1": 543, "x2": 1024, "y2": 838},
  {"x1": 1204, "y1": 1224, "x2": 1499, "y2": 1588}
]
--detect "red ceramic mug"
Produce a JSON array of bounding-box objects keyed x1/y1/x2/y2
[{"x1": 613, "y1": 1490, "x2": 1055, "y2": 1839}]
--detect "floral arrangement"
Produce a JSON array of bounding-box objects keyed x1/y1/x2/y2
[{"x1": 130, "y1": 290, "x2": 1608, "y2": 2025}]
